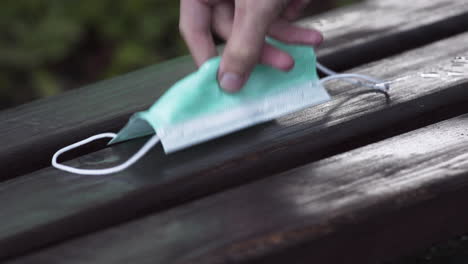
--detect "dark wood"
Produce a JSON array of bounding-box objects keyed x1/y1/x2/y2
[
  {"x1": 311, "y1": 0, "x2": 468, "y2": 70},
  {"x1": 0, "y1": 57, "x2": 196, "y2": 180},
  {"x1": 2, "y1": 29, "x2": 468, "y2": 260},
  {"x1": 1, "y1": 0, "x2": 467, "y2": 180},
  {"x1": 10, "y1": 114, "x2": 468, "y2": 264}
]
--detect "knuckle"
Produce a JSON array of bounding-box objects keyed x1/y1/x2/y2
[{"x1": 178, "y1": 21, "x2": 190, "y2": 38}]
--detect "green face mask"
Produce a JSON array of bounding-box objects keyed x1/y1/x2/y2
[
  {"x1": 52, "y1": 39, "x2": 389, "y2": 175},
  {"x1": 110, "y1": 39, "x2": 329, "y2": 153}
]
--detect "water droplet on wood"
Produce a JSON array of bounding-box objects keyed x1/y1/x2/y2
[
  {"x1": 447, "y1": 71, "x2": 465, "y2": 77},
  {"x1": 420, "y1": 72, "x2": 440, "y2": 78}
]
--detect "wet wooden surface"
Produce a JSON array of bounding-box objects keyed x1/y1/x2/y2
[
  {"x1": 2, "y1": 27, "x2": 468, "y2": 262},
  {"x1": 10, "y1": 114, "x2": 468, "y2": 264},
  {"x1": 2, "y1": 0, "x2": 468, "y2": 262},
  {"x1": 0, "y1": 0, "x2": 467, "y2": 180}
]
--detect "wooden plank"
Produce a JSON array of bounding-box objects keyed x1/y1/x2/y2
[
  {"x1": 1, "y1": 0, "x2": 467, "y2": 180},
  {"x1": 0, "y1": 57, "x2": 196, "y2": 180},
  {"x1": 10, "y1": 115, "x2": 468, "y2": 264},
  {"x1": 2, "y1": 29, "x2": 468, "y2": 261},
  {"x1": 310, "y1": 0, "x2": 468, "y2": 70}
]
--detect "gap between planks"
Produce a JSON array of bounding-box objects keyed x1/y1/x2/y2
[{"x1": 9, "y1": 111, "x2": 468, "y2": 264}]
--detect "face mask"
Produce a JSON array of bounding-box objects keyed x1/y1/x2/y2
[{"x1": 52, "y1": 39, "x2": 389, "y2": 175}]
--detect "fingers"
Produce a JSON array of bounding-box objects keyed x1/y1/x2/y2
[
  {"x1": 219, "y1": 0, "x2": 287, "y2": 92},
  {"x1": 179, "y1": 0, "x2": 217, "y2": 67},
  {"x1": 212, "y1": 3, "x2": 322, "y2": 48},
  {"x1": 212, "y1": 0, "x2": 234, "y2": 37},
  {"x1": 268, "y1": 19, "x2": 323, "y2": 46},
  {"x1": 260, "y1": 44, "x2": 294, "y2": 71},
  {"x1": 185, "y1": 0, "x2": 318, "y2": 92},
  {"x1": 213, "y1": 2, "x2": 294, "y2": 72}
]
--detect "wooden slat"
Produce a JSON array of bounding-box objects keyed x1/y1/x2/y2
[
  {"x1": 0, "y1": 57, "x2": 196, "y2": 180},
  {"x1": 10, "y1": 116, "x2": 468, "y2": 264},
  {"x1": 309, "y1": 0, "x2": 468, "y2": 69},
  {"x1": 2, "y1": 29, "x2": 468, "y2": 260},
  {"x1": 1, "y1": 0, "x2": 467, "y2": 180}
]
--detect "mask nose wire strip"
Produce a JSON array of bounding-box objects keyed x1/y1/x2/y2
[
  {"x1": 52, "y1": 133, "x2": 160, "y2": 175},
  {"x1": 316, "y1": 62, "x2": 390, "y2": 92}
]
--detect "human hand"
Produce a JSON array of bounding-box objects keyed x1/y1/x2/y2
[{"x1": 180, "y1": 0, "x2": 323, "y2": 92}]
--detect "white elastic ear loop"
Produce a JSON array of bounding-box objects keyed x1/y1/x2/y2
[
  {"x1": 52, "y1": 133, "x2": 160, "y2": 175},
  {"x1": 317, "y1": 62, "x2": 390, "y2": 92}
]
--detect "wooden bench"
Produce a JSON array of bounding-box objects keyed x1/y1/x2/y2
[{"x1": 2, "y1": 0, "x2": 468, "y2": 262}]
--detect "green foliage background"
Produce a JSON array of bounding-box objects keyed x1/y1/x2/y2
[
  {"x1": 0, "y1": 0, "x2": 184, "y2": 109},
  {"x1": 0, "y1": 0, "x2": 355, "y2": 110}
]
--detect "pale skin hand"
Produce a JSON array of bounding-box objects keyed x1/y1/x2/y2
[{"x1": 179, "y1": 0, "x2": 323, "y2": 92}]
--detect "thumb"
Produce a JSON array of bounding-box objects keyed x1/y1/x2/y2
[{"x1": 218, "y1": 0, "x2": 284, "y2": 92}]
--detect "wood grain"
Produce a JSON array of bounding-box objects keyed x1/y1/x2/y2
[
  {"x1": 2, "y1": 29, "x2": 468, "y2": 260},
  {"x1": 309, "y1": 0, "x2": 468, "y2": 70},
  {"x1": 10, "y1": 115, "x2": 468, "y2": 264},
  {"x1": 1, "y1": 0, "x2": 467, "y2": 180}
]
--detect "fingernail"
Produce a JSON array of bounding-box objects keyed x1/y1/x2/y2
[{"x1": 220, "y1": 72, "x2": 244, "y2": 92}]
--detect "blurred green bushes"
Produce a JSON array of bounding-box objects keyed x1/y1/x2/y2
[
  {"x1": 0, "y1": 0, "x2": 356, "y2": 110},
  {"x1": 0, "y1": 0, "x2": 185, "y2": 109}
]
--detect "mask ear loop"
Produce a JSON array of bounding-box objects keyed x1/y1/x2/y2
[
  {"x1": 52, "y1": 133, "x2": 160, "y2": 175},
  {"x1": 317, "y1": 62, "x2": 390, "y2": 93}
]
